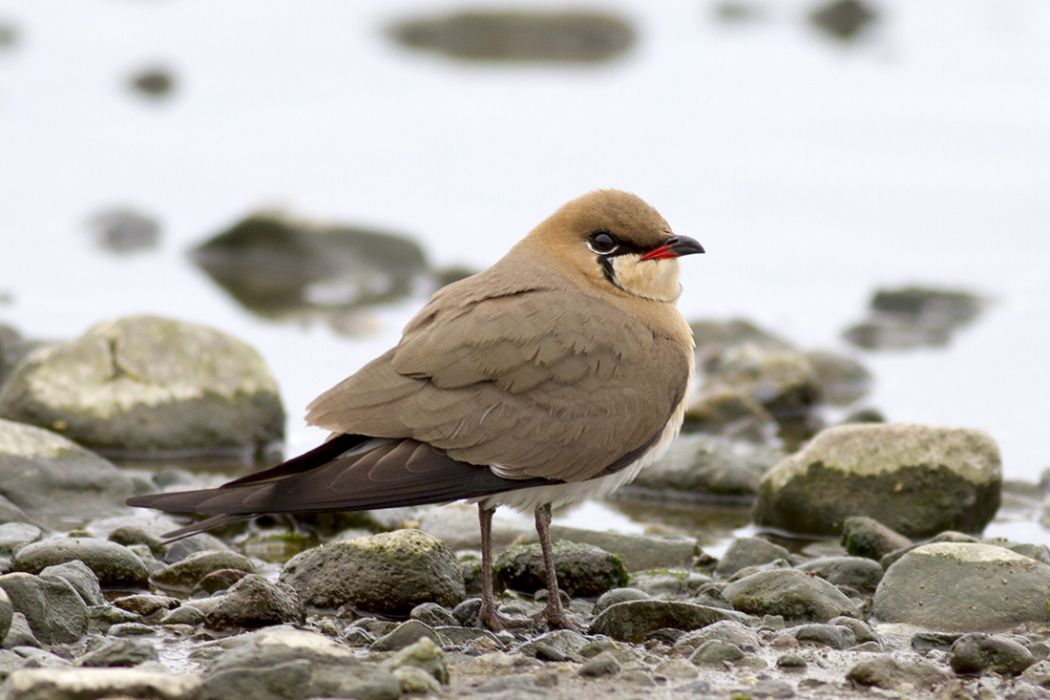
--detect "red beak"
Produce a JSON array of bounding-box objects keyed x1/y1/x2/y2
[{"x1": 640, "y1": 235, "x2": 705, "y2": 261}]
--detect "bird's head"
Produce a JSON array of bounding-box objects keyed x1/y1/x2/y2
[{"x1": 525, "y1": 189, "x2": 704, "y2": 303}]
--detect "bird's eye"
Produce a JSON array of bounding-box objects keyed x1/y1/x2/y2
[{"x1": 587, "y1": 231, "x2": 619, "y2": 255}]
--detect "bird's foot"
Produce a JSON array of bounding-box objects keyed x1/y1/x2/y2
[
  {"x1": 532, "y1": 605, "x2": 585, "y2": 632},
  {"x1": 478, "y1": 605, "x2": 532, "y2": 632}
]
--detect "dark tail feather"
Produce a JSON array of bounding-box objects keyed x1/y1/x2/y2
[{"x1": 159, "y1": 513, "x2": 252, "y2": 542}]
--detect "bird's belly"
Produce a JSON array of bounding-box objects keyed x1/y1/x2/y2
[{"x1": 475, "y1": 397, "x2": 686, "y2": 513}]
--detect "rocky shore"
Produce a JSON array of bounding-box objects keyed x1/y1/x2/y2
[{"x1": 1, "y1": 312, "x2": 1049, "y2": 699}]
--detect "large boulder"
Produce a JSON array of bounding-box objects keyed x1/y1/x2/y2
[
  {"x1": 0, "y1": 419, "x2": 136, "y2": 528},
  {"x1": 752, "y1": 423, "x2": 1001, "y2": 536},
  {"x1": 872, "y1": 542, "x2": 1050, "y2": 631},
  {"x1": 0, "y1": 316, "x2": 284, "y2": 460},
  {"x1": 279, "y1": 529, "x2": 464, "y2": 615}
]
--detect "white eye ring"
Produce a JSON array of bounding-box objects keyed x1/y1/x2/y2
[{"x1": 587, "y1": 232, "x2": 619, "y2": 255}]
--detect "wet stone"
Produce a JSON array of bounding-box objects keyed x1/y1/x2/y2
[
  {"x1": 204, "y1": 574, "x2": 304, "y2": 630},
  {"x1": 493, "y1": 540, "x2": 628, "y2": 597},
  {"x1": 193, "y1": 568, "x2": 250, "y2": 595},
  {"x1": 0, "y1": 572, "x2": 88, "y2": 644},
  {"x1": 797, "y1": 556, "x2": 883, "y2": 594},
  {"x1": 690, "y1": 639, "x2": 744, "y2": 666},
  {"x1": 715, "y1": 537, "x2": 792, "y2": 577},
  {"x1": 949, "y1": 633, "x2": 1037, "y2": 676},
  {"x1": 594, "y1": 587, "x2": 650, "y2": 615},
  {"x1": 409, "y1": 601, "x2": 457, "y2": 627},
  {"x1": 280, "y1": 529, "x2": 464, "y2": 615},
  {"x1": 578, "y1": 651, "x2": 621, "y2": 677},
  {"x1": 77, "y1": 637, "x2": 158, "y2": 668},
  {"x1": 588, "y1": 600, "x2": 749, "y2": 643},
  {"x1": 722, "y1": 569, "x2": 857, "y2": 621},
  {"x1": 151, "y1": 550, "x2": 255, "y2": 592},
  {"x1": 111, "y1": 593, "x2": 180, "y2": 617},
  {"x1": 0, "y1": 587, "x2": 10, "y2": 642},
  {"x1": 873, "y1": 543, "x2": 1050, "y2": 631},
  {"x1": 791, "y1": 623, "x2": 856, "y2": 649},
  {"x1": 519, "y1": 629, "x2": 588, "y2": 661},
  {"x1": 629, "y1": 569, "x2": 710, "y2": 596},
  {"x1": 841, "y1": 516, "x2": 912, "y2": 560},
  {"x1": 370, "y1": 619, "x2": 440, "y2": 652},
  {"x1": 673, "y1": 620, "x2": 761, "y2": 653},
  {"x1": 0, "y1": 523, "x2": 42, "y2": 558},
  {"x1": 13, "y1": 537, "x2": 148, "y2": 588},
  {"x1": 38, "y1": 560, "x2": 104, "y2": 606},
  {"x1": 846, "y1": 655, "x2": 950, "y2": 691},
  {"x1": 829, "y1": 616, "x2": 880, "y2": 644}
]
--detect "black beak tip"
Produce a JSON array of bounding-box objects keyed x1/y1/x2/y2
[{"x1": 670, "y1": 235, "x2": 705, "y2": 256}]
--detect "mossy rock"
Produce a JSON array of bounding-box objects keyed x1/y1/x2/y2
[{"x1": 0, "y1": 315, "x2": 284, "y2": 460}]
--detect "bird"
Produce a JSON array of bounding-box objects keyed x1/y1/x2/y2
[{"x1": 127, "y1": 189, "x2": 704, "y2": 631}]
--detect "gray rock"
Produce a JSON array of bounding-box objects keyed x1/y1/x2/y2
[
  {"x1": 949, "y1": 633, "x2": 1036, "y2": 675},
  {"x1": 191, "y1": 210, "x2": 428, "y2": 323},
  {"x1": 13, "y1": 537, "x2": 148, "y2": 588},
  {"x1": 371, "y1": 619, "x2": 439, "y2": 652},
  {"x1": 204, "y1": 574, "x2": 304, "y2": 629},
  {"x1": 409, "y1": 602, "x2": 457, "y2": 627},
  {"x1": 280, "y1": 529, "x2": 464, "y2": 614},
  {"x1": 383, "y1": 637, "x2": 448, "y2": 686},
  {"x1": 0, "y1": 316, "x2": 284, "y2": 459},
  {"x1": 160, "y1": 531, "x2": 232, "y2": 564},
  {"x1": 493, "y1": 540, "x2": 627, "y2": 597},
  {"x1": 150, "y1": 549, "x2": 255, "y2": 591},
  {"x1": 626, "y1": 433, "x2": 783, "y2": 501},
  {"x1": 629, "y1": 569, "x2": 710, "y2": 596},
  {"x1": 911, "y1": 631, "x2": 962, "y2": 652},
  {"x1": 844, "y1": 285, "x2": 982, "y2": 350},
  {"x1": 809, "y1": 0, "x2": 878, "y2": 42},
  {"x1": 673, "y1": 620, "x2": 760, "y2": 653},
  {"x1": 112, "y1": 593, "x2": 181, "y2": 616},
  {"x1": 519, "y1": 629, "x2": 589, "y2": 661},
  {"x1": 797, "y1": 556, "x2": 883, "y2": 594},
  {"x1": 792, "y1": 623, "x2": 856, "y2": 649},
  {"x1": 683, "y1": 387, "x2": 776, "y2": 442},
  {"x1": 588, "y1": 600, "x2": 749, "y2": 643},
  {"x1": 0, "y1": 572, "x2": 88, "y2": 644},
  {"x1": 579, "y1": 651, "x2": 621, "y2": 677},
  {"x1": 829, "y1": 616, "x2": 880, "y2": 644},
  {"x1": 0, "y1": 523, "x2": 42, "y2": 557},
  {"x1": 753, "y1": 423, "x2": 1001, "y2": 536},
  {"x1": 87, "y1": 604, "x2": 140, "y2": 631},
  {"x1": 38, "y1": 560, "x2": 104, "y2": 605},
  {"x1": 547, "y1": 525, "x2": 698, "y2": 572},
  {"x1": 86, "y1": 207, "x2": 161, "y2": 254},
  {"x1": 202, "y1": 627, "x2": 401, "y2": 700},
  {"x1": 387, "y1": 9, "x2": 635, "y2": 63},
  {"x1": 107, "y1": 525, "x2": 164, "y2": 555},
  {"x1": 846, "y1": 655, "x2": 950, "y2": 691},
  {"x1": 1021, "y1": 660, "x2": 1050, "y2": 687},
  {"x1": 4, "y1": 668, "x2": 201, "y2": 700},
  {"x1": 0, "y1": 588, "x2": 10, "y2": 643},
  {"x1": 77, "y1": 637, "x2": 158, "y2": 667},
  {"x1": 873, "y1": 543, "x2": 1050, "y2": 631},
  {"x1": 690, "y1": 639, "x2": 744, "y2": 666},
  {"x1": 715, "y1": 537, "x2": 792, "y2": 577},
  {"x1": 703, "y1": 343, "x2": 821, "y2": 433},
  {"x1": 841, "y1": 516, "x2": 912, "y2": 560},
  {"x1": 805, "y1": 350, "x2": 872, "y2": 406},
  {"x1": 109, "y1": 622, "x2": 155, "y2": 636},
  {"x1": 0, "y1": 420, "x2": 136, "y2": 529},
  {"x1": 193, "y1": 568, "x2": 251, "y2": 595},
  {"x1": 159, "y1": 604, "x2": 205, "y2": 626},
  {"x1": 722, "y1": 569, "x2": 857, "y2": 621},
  {"x1": 593, "y1": 587, "x2": 650, "y2": 615}
]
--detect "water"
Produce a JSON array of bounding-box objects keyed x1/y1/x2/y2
[{"x1": 1, "y1": 0, "x2": 1048, "y2": 540}]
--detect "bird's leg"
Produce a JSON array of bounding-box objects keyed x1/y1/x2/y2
[
  {"x1": 532, "y1": 503, "x2": 583, "y2": 631},
  {"x1": 477, "y1": 504, "x2": 529, "y2": 631}
]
